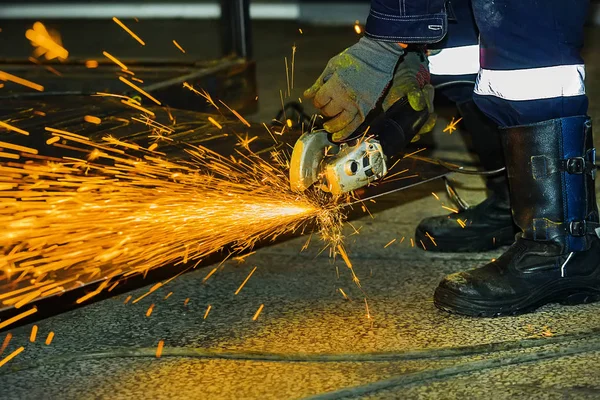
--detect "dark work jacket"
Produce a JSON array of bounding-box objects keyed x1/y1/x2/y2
[{"x1": 365, "y1": 0, "x2": 449, "y2": 43}]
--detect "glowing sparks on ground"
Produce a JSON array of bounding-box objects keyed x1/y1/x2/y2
[
  {"x1": 146, "y1": 304, "x2": 155, "y2": 317},
  {"x1": 124, "y1": 295, "x2": 132, "y2": 304},
  {"x1": 203, "y1": 304, "x2": 212, "y2": 319},
  {"x1": 384, "y1": 238, "x2": 396, "y2": 248},
  {"x1": 432, "y1": 192, "x2": 440, "y2": 201},
  {"x1": 85, "y1": 60, "x2": 99, "y2": 69},
  {"x1": 354, "y1": 20, "x2": 362, "y2": 35},
  {"x1": 112, "y1": 17, "x2": 145, "y2": 46},
  {"x1": 235, "y1": 266, "x2": 257, "y2": 295},
  {"x1": 252, "y1": 304, "x2": 264, "y2": 321},
  {"x1": 164, "y1": 292, "x2": 173, "y2": 300},
  {"x1": 0, "y1": 346, "x2": 24, "y2": 369},
  {"x1": 45, "y1": 331, "x2": 54, "y2": 345},
  {"x1": 156, "y1": 340, "x2": 164, "y2": 358},
  {"x1": 443, "y1": 117, "x2": 463, "y2": 134},
  {"x1": 0, "y1": 333, "x2": 12, "y2": 354},
  {"x1": 173, "y1": 40, "x2": 186, "y2": 53},
  {"x1": 338, "y1": 288, "x2": 351, "y2": 301},
  {"x1": 183, "y1": 298, "x2": 190, "y2": 307},
  {"x1": 0, "y1": 70, "x2": 44, "y2": 92},
  {"x1": 30, "y1": 325, "x2": 38, "y2": 342},
  {"x1": 364, "y1": 298, "x2": 372, "y2": 320}
]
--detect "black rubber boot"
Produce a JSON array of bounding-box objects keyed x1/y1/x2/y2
[
  {"x1": 434, "y1": 117, "x2": 600, "y2": 317},
  {"x1": 415, "y1": 101, "x2": 517, "y2": 252}
]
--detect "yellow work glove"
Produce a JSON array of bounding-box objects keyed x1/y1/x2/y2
[
  {"x1": 382, "y1": 51, "x2": 437, "y2": 140},
  {"x1": 304, "y1": 37, "x2": 404, "y2": 142}
]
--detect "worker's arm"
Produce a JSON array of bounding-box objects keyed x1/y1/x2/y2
[{"x1": 365, "y1": 0, "x2": 448, "y2": 44}]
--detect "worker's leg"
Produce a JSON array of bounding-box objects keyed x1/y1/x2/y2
[
  {"x1": 434, "y1": 0, "x2": 600, "y2": 316},
  {"x1": 416, "y1": 0, "x2": 517, "y2": 252}
]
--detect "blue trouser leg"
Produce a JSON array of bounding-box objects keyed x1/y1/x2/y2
[
  {"x1": 471, "y1": 0, "x2": 589, "y2": 127},
  {"x1": 429, "y1": 0, "x2": 479, "y2": 103}
]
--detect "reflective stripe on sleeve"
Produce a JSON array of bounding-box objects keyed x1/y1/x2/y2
[{"x1": 428, "y1": 45, "x2": 480, "y2": 76}]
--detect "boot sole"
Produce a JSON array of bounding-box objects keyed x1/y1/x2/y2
[
  {"x1": 434, "y1": 282, "x2": 600, "y2": 317},
  {"x1": 415, "y1": 225, "x2": 515, "y2": 253}
]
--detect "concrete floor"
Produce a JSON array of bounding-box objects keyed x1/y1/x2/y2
[{"x1": 1, "y1": 20, "x2": 600, "y2": 399}]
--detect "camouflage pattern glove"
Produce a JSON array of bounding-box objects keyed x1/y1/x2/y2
[
  {"x1": 304, "y1": 37, "x2": 403, "y2": 142},
  {"x1": 382, "y1": 51, "x2": 437, "y2": 139}
]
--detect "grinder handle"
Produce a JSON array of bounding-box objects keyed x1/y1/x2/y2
[{"x1": 331, "y1": 97, "x2": 430, "y2": 159}]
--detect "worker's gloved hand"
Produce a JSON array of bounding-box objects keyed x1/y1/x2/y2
[
  {"x1": 382, "y1": 51, "x2": 437, "y2": 140},
  {"x1": 304, "y1": 37, "x2": 403, "y2": 142}
]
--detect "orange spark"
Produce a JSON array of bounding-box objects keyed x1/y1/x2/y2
[
  {"x1": 112, "y1": 17, "x2": 145, "y2": 45},
  {"x1": 164, "y1": 292, "x2": 173, "y2": 300},
  {"x1": 442, "y1": 206, "x2": 460, "y2": 214},
  {"x1": 102, "y1": 51, "x2": 128, "y2": 70},
  {"x1": 0, "y1": 120, "x2": 30, "y2": 136},
  {"x1": 0, "y1": 141, "x2": 37, "y2": 155},
  {"x1": 183, "y1": 298, "x2": 190, "y2": 307},
  {"x1": 45, "y1": 331, "x2": 54, "y2": 345},
  {"x1": 146, "y1": 304, "x2": 155, "y2": 317},
  {"x1": 0, "y1": 346, "x2": 24, "y2": 369},
  {"x1": 425, "y1": 232, "x2": 437, "y2": 246},
  {"x1": 119, "y1": 76, "x2": 161, "y2": 105},
  {"x1": 354, "y1": 21, "x2": 362, "y2": 34},
  {"x1": 84, "y1": 115, "x2": 102, "y2": 125},
  {"x1": 432, "y1": 192, "x2": 440, "y2": 201},
  {"x1": 338, "y1": 288, "x2": 351, "y2": 301},
  {"x1": 123, "y1": 295, "x2": 132, "y2": 304},
  {"x1": 402, "y1": 147, "x2": 427, "y2": 159},
  {"x1": 120, "y1": 99, "x2": 156, "y2": 117},
  {"x1": 219, "y1": 100, "x2": 251, "y2": 127},
  {"x1": 155, "y1": 340, "x2": 164, "y2": 358},
  {"x1": 252, "y1": 304, "x2": 264, "y2": 321},
  {"x1": 443, "y1": 117, "x2": 463, "y2": 134},
  {"x1": 25, "y1": 22, "x2": 68, "y2": 60},
  {"x1": 208, "y1": 117, "x2": 222, "y2": 129},
  {"x1": 85, "y1": 60, "x2": 99, "y2": 68},
  {"x1": 0, "y1": 70, "x2": 44, "y2": 92},
  {"x1": 235, "y1": 266, "x2": 257, "y2": 295},
  {"x1": 183, "y1": 83, "x2": 219, "y2": 110},
  {"x1": 0, "y1": 307, "x2": 37, "y2": 330},
  {"x1": 30, "y1": 325, "x2": 38, "y2": 342},
  {"x1": 0, "y1": 334, "x2": 12, "y2": 354},
  {"x1": 384, "y1": 238, "x2": 396, "y2": 248},
  {"x1": 203, "y1": 305, "x2": 212, "y2": 319},
  {"x1": 364, "y1": 298, "x2": 371, "y2": 320},
  {"x1": 173, "y1": 40, "x2": 186, "y2": 53}
]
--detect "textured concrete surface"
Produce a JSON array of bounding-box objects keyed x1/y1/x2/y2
[{"x1": 0, "y1": 20, "x2": 600, "y2": 400}]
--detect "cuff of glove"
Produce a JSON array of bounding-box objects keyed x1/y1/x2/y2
[{"x1": 357, "y1": 36, "x2": 405, "y2": 59}]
